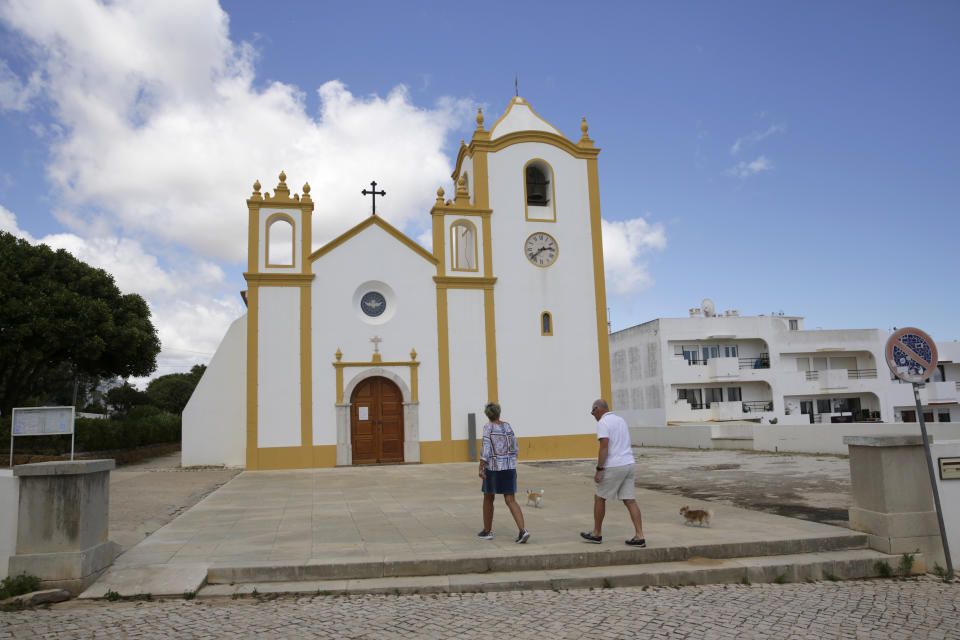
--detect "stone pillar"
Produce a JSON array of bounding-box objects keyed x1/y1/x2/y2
[
  {"x1": 8, "y1": 460, "x2": 120, "y2": 594},
  {"x1": 844, "y1": 435, "x2": 941, "y2": 567}
]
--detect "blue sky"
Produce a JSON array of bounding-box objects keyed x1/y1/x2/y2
[{"x1": 1, "y1": 1, "x2": 958, "y2": 379}]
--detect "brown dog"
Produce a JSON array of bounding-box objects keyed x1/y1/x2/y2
[
  {"x1": 680, "y1": 505, "x2": 712, "y2": 527},
  {"x1": 526, "y1": 489, "x2": 544, "y2": 507}
]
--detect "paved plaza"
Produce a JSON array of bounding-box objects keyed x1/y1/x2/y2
[
  {"x1": 3, "y1": 578, "x2": 958, "y2": 639},
  {"x1": 3, "y1": 447, "x2": 957, "y2": 638}
]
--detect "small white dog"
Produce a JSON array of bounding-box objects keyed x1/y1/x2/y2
[{"x1": 526, "y1": 489, "x2": 544, "y2": 507}]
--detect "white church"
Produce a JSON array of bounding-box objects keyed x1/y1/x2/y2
[{"x1": 183, "y1": 96, "x2": 613, "y2": 470}]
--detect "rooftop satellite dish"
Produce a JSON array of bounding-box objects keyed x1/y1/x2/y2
[{"x1": 702, "y1": 298, "x2": 715, "y2": 317}]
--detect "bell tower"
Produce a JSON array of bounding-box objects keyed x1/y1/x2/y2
[{"x1": 243, "y1": 172, "x2": 316, "y2": 470}]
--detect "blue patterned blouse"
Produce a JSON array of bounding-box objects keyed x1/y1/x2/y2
[{"x1": 480, "y1": 421, "x2": 518, "y2": 471}]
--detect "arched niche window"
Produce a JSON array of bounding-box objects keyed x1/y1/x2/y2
[
  {"x1": 541, "y1": 311, "x2": 553, "y2": 336},
  {"x1": 266, "y1": 213, "x2": 295, "y2": 267},
  {"x1": 450, "y1": 219, "x2": 478, "y2": 271},
  {"x1": 524, "y1": 159, "x2": 556, "y2": 222}
]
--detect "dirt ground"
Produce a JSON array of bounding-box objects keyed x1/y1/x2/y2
[{"x1": 526, "y1": 446, "x2": 853, "y2": 527}]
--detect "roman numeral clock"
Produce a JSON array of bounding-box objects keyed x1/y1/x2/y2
[{"x1": 524, "y1": 232, "x2": 558, "y2": 267}]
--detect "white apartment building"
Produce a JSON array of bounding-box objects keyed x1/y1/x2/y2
[{"x1": 610, "y1": 305, "x2": 960, "y2": 427}]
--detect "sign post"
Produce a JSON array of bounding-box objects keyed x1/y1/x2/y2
[
  {"x1": 885, "y1": 327, "x2": 952, "y2": 572},
  {"x1": 10, "y1": 406, "x2": 76, "y2": 467}
]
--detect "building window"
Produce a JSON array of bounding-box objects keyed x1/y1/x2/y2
[
  {"x1": 724, "y1": 345, "x2": 739, "y2": 358},
  {"x1": 789, "y1": 319, "x2": 798, "y2": 330},
  {"x1": 902, "y1": 410, "x2": 916, "y2": 423},
  {"x1": 923, "y1": 412, "x2": 934, "y2": 423},
  {"x1": 816, "y1": 399, "x2": 831, "y2": 414},
  {"x1": 678, "y1": 388, "x2": 703, "y2": 408},
  {"x1": 727, "y1": 387, "x2": 742, "y2": 402},
  {"x1": 541, "y1": 312, "x2": 553, "y2": 336},
  {"x1": 450, "y1": 220, "x2": 478, "y2": 271},
  {"x1": 800, "y1": 400, "x2": 813, "y2": 415},
  {"x1": 705, "y1": 388, "x2": 723, "y2": 407},
  {"x1": 938, "y1": 411, "x2": 951, "y2": 422},
  {"x1": 265, "y1": 213, "x2": 295, "y2": 267}
]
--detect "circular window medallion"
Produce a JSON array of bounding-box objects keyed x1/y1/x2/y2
[{"x1": 360, "y1": 291, "x2": 387, "y2": 317}]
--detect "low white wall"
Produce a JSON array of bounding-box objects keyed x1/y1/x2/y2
[
  {"x1": 0, "y1": 470, "x2": 19, "y2": 579},
  {"x1": 630, "y1": 425, "x2": 713, "y2": 448},
  {"x1": 182, "y1": 314, "x2": 247, "y2": 467},
  {"x1": 753, "y1": 422, "x2": 960, "y2": 455},
  {"x1": 930, "y1": 440, "x2": 960, "y2": 571},
  {"x1": 628, "y1": 422, "x2": 960, "y2": 456}
]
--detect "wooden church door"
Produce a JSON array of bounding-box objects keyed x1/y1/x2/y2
[{"x1": 350, "y1": 377, "x2": 404, "y2": 465}]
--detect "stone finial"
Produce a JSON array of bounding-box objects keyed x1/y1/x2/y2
[
  {"x1": 435, "y1": 187, "x2": 445, "y2": 206},
  {"x1": 335, "y1": 348, "x2": 342, "y2": 362},
  {"x1": 578, "y1": 117, "x2": 594, "y2": 148},
  {"x1": 476, "y1": 107, "x2": 485, "y2": 130},
  {"x1": 250, "y1": 179, "x2": 263, "y2": 201},
  {"x1": 410, "y1": 348, "x2": 417, "y2": 361},
  {"x1": 580, "y1": 117, "x2": 589, "y2": 139},
  {"x1": 303, "y1": 182, "x2": 311, "y2": 195},
  {"x1": 269, "y1": 170, "x2": 291, "y2": 201},
  {"x1": 455, "y1": 175, "x2": 469, "y2": 204}
]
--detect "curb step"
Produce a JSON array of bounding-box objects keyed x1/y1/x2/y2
[
  {"x1": 207, "y1": 534, "x2": 868, "y2": 585},
  {"x1": 198, "y1": 549, "x2": 925, "y2": 598}
]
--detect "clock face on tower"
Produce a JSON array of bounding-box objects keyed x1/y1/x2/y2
[{"x1": 524, "y1": 232, "x2": 558, "y2": 267}]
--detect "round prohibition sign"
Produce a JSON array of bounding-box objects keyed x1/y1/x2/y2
[{"x1": 885, "y1": 327, "x2": 938, "y2": 384}]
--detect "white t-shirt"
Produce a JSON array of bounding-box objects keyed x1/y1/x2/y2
[{"x1": 597, "y1": 412, "x2": 634, "y2": 468}]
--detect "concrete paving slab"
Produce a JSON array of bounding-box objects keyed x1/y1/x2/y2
[
  {"x1": 86, "y1": 458, "x2": 874, "y2": 598},
  {"x1": 80, "y1": 563, "x2": 207, "y2": 599}
]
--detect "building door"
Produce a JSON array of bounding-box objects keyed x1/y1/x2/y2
[{"x1": 350, "y1": 376, "x2": 404, "y2": 465}]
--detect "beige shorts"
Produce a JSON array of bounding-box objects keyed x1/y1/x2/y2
[{"x1": 595, "y1": 463, "x2": 636, "y2": 500}]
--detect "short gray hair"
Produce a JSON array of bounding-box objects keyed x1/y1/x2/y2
[
  {"x1": 484, "y1": 402, "x2": 501, "y2": 420},
  {"x1": 592, "y1": 398, "x2": 609, "y2": 412}
]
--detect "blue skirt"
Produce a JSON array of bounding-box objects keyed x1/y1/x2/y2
[{"x1": 482, "y1": 469, "x2": 517, "y2": 495}]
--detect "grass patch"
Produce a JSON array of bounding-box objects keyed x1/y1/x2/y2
[
  {"x1": 897, "y1": 553, "x2": 915, "y2": 577},
  {"x1": 873, "y1": 560, "x2": 892, "y2": 579},
  {"x1": 773, "y1": 573, "x2": 787, "y2": 584}
]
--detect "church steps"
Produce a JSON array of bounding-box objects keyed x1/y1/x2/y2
[
  {"x1": 198, "y1": 549, "x2": 922, "y2": 598},
  {"x1": 206, "y1": 532, "x2": 869, "y2": 585}
]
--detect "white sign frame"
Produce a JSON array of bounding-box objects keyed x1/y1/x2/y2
[{"x1": 10, "y1": 406, "x2": 76, "y2": 466}]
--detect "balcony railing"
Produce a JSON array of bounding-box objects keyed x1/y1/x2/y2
[
  {"x1": 956, "y1": 382, "x2": 960, "y2": 392},
  {"x1": 739, "y1": 355, "x2": 770, "y2": 369},
  {"x1": 805, "y1": 370, "x2": 819, "y2": 381},
  {"x1": 742, "y1": 400, "x2": 773, "y2": 413},
  {"x1": 848, "y1": 368, "x2": 877, "y2": 379}
]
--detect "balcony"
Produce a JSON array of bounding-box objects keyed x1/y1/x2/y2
[
  {"x1": 742, "y1": 400, "x2": 774, "y2": 413},
  {"x1": 920, "y1": 381, "x2": 959, "y2": 405},
  {"x1": 739, "y1": 355, "x2": 770, "y2": 370}
]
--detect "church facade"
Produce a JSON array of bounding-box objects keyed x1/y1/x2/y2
[{"x1": 183, "y1": 97, "x2": 612, "y2": 470}]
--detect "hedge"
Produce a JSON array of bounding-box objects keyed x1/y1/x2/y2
[{"x1": 0, "y1": 407, "x2": 181, "y2": 456}]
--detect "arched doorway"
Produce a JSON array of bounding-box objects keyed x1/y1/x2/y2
[{"x1": 350, "y1": 376, "x2": 404, "y2": 464}]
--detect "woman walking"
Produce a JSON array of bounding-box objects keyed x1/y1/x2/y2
[{"x1": 477, "y1": 402, "x2": 530, "y2": 543}]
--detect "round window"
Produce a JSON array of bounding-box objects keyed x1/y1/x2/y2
[{"x1": 360, "y1": 291, "x2": 387, "y2": 317}]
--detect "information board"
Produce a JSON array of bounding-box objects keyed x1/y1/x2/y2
[{"x1": 12, "y1": 407, "x2": 75, "y2": 435}]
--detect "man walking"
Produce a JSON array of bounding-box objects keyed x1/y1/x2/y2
[{"x1": 580, "y1": 398, "x2": 646, "y2": 546}]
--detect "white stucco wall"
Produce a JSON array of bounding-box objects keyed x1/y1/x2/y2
[
  {"x1": 182, "y1": 314, "x2": 247, "y2": 467},
  {"x1": 0, "y1": 470, "x2": 18, "y2": 579},
  {"x1": 311, "y1": 222, "x2": 440, "y2": 447},
  {"x1": 447, "y1": 288, "x2": 488, "y2": 439},
  {"x1": 258, "y1": 287, "x2": 301, "y2": 448},
  {"x1": 930, "y1": 439, "x2": 960, "y2": 571},
  {"x1": 490, "y1": 97, "x2": 563, "y2": 138},
  {"x1": 487, "y1": 139, "x2": 601, "y2": 439},
  {"x1": 610, "y1": 320, "x2": 666, "y2": 428}
]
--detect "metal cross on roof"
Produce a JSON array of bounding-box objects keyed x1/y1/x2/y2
[{"x1": 361, "y1": 181, "x2": 385, "y2": 215}]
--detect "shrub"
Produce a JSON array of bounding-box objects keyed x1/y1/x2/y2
[{"x1": 0, "y1": 573, "x2": 41, "y2": 599}]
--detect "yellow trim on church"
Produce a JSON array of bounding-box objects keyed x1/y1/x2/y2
[{"x1": 311, "y1": 215, "x2": 438, "y2": 265}]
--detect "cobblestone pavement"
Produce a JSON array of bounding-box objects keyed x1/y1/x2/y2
[{"x1": 2, "y1": 578, "x2": 957, "y2": 639}]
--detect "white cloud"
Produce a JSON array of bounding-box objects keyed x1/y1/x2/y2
[
  {"x1": 0, "y1": 60, "x2": 42, "y2": 112},
  {"x1": 726, "y1": 155, "x2": 773, "y2": 178},
  {"x1": 0, "y1": 0, "x2": 472, "y2": 262},
  {"x1": 0, "y1": 0, "x2": 473, "y2": 379},
  {"x1": 730, "y1": 123, "x2": 785, "y2": 155},
  {"x1": 0, "y1": 204, "x2": 36, "y2": 241},
  {"x1": 601, "y1": 216, "x2": 667, "y2": 296}
]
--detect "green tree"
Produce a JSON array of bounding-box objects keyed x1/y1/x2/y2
[
  {"x1": 105, "y1": 382, "x2": 150, "y2": 415},
  {"x1": 0, "y1": 232, "x2": 160, "y2": 415},
  {"x1": 145, "y1": 364, "x2": 206, "y2": 414}
]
